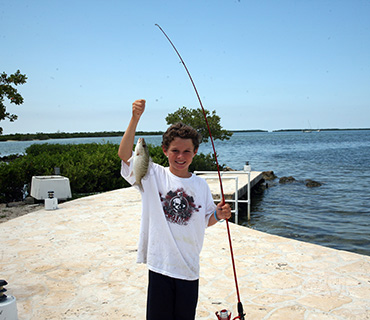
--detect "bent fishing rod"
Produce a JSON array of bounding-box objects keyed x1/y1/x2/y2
[{"x1": 155, "y1": 24, "x2": 245, "y2": 320}]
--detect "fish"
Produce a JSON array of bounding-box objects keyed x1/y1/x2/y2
[{"x1": 128, "y1": 137, "x2": 150, "y2": 192}]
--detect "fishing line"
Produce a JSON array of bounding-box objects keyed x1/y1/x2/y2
[{"x1": 155, "y1": 24, "x2": 245, "y2": 320}]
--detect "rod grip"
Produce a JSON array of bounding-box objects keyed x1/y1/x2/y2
[{"x1": 237, "y1": 302, "x2": 245, "y2": 320}]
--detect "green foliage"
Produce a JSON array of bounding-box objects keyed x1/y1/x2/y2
[
  {"x1": 165, "y1": 106, "x2": 233, "y2": 143},
  {"x1": 0, "y1": 143, "x2": 130, "y2": 203},
  {"x1": 0, "y1": 70, "x2": 27, "y2": 134},
  {"x1": 148, "y1": 144, "x2": 169, "y2": 167},
  {"x1": 189, "y1": 152, "x2": 220, "y2": 172},
  {"x1": 0, "y1": 161, "x2": 26, "y2": 202},
  {"x1": 0, "y1": 142, "x2": 220, "y2": 203}
]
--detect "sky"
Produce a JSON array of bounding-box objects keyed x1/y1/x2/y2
[{"x1": 1, "y1": 0, "x2": 369, "y2": 134}]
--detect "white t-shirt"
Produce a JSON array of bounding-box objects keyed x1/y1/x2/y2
[{"x1": 121, "y1": 158, "x2": 216, "y2": 280}]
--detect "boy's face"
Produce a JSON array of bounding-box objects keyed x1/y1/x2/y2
[{"x1": 162, "y1": 137, "x2": 198, "y2": 178}]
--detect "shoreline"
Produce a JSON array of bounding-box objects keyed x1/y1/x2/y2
[
  {"x1": 1, "y1": 128, "x2": 370, "y2": 142},
  {"x1": 0, "y1": 201, "x2": 43, "y2": 223}
]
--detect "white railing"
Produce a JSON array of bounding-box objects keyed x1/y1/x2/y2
[{"x1": 194, "y1": 171, "x2": 251, "y2": 224}]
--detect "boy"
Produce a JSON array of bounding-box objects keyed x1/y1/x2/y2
[{"x1": 118, "y1": 99, "x2": 231, "y2": 320}]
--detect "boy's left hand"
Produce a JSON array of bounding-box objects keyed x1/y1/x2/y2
[{"x1": 216, "y1": 203, "x2": 232, "y2": 221}]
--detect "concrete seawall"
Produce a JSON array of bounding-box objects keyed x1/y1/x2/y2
[{"x1": 1, "y1": 187, "x2": 369, "y2": 319}]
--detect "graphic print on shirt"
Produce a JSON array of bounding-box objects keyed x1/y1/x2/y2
[{"x1": 160, "y1": 188, "x2": 201, "y2": 225}]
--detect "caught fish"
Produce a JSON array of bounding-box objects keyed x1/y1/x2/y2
[{"x1": 128, "y1": 137, "x2": 150, "y2": 192}]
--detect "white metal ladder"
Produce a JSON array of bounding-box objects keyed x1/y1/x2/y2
[{"x1": 194, "y1": 171, "x2": 251, "y2": 224}]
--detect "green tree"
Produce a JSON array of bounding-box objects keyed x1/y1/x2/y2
[
  {"x1": 165, "y1": 106, "x2": 233, "y2": 143},
  {"x1": 0, "y1": 70, "x2": 27, "y2": 134}
]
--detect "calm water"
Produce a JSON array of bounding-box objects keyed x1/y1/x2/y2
[{"x1": 1, "y1": 130, "x2": 369, "y2": 255}]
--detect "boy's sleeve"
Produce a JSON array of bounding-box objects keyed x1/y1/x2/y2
[
  {"x1": 204, "y1": 181, "x2": 217, "y2": 225},
  {"x1": 120, "y1": 152, "x2": 135, "y2": 185}
]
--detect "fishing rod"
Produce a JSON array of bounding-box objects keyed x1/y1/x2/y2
[{"x1": 155, "y1": 24, "x2": 245, "y2": 320}]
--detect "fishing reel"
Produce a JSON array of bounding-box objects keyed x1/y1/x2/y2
[{"x1": 215, "y1": 309, "x2": 245, "y2": 320}]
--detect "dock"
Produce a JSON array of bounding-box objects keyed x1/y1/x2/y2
[
  {"x1": 1, "y1": 187, "x2": 369, "y2": 319},
  {"x1": 195, "y1": 170, "x2": 263, "y2": 199}
]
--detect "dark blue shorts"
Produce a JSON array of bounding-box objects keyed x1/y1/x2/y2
[{"x1": 147, "y1": 270, "x2": 199, "y2": 320}]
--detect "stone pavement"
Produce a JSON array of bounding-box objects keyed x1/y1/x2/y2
[{"x1": 1, "y1": 187, "x2": 369, "y2": 319}]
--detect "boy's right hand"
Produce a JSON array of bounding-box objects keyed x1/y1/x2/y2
[{"x1": 132, "y1": 99, "x2": 146, "y2": 120}]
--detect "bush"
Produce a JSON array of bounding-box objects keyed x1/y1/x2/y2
[
  {"x1": 0, "y1": 143, "x2": 130, "y2": 202},
  {"x1": 190, "y1": 152, "x2": 220, "y2": 172},
  {"x1": 0, "y1": 161, "x2": 26, "y2": 202},
  {"x1": 0, "y1": 142, "x2": 221, "y2": 203}
]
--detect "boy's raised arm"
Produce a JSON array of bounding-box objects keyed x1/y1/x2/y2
[{"x1": 118, "y1": 99, "x2": 146, "y2": 164}]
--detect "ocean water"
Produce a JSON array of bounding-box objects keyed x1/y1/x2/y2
[
  {"x1": 1, "y1": 130, "x2": 369, "y2": 255},
  {"x1": 201, "y1": 130, "x2": 370, "y2": 256}
]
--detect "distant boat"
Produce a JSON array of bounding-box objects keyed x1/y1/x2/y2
[{"x1": 302, "y1": 121, "x2": 319, "y2": 133}]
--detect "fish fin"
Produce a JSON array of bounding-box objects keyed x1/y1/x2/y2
[{"x1": 127, "y1": 155, "x2": 133, "y2": 162}]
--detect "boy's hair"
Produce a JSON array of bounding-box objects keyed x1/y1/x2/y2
[{"x1": 162, "y1": 122, "x2": 201, "y2": 151}]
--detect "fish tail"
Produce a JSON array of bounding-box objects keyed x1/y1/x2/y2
[{"x1": 133, "y1": 181, "x2": 144, "y2": 192}]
